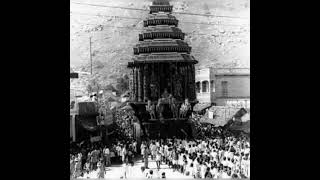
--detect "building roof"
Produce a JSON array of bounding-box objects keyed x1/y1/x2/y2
[
  {"x1": 200, "y1": 111, "x2": 228, "y2": 126},
  {"x1": 193, "y1": 103, "x2": 212, "y2": 112},
  {"x1": 228, "y1": 121, "x2": 250, "y2": 133},
  {"x1": 200, "y1": 106, "x2": 240, "y2": 126},
  {"x1": 241, "y1": 113, "x2": 250, "y2": 122}
]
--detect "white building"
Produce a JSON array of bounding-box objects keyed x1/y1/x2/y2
[{"x1": 195, "y1": 67, "x2": 250, "y2": 108}]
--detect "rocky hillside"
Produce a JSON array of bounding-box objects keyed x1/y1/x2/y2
[{"x1": 70, "y1": 0, "x2": 250, "y2": 93}]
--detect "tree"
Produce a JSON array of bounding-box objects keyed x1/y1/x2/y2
[
  {"x1": 123, "y1": 74, "x2": 129, "y2": 80},
  {"x1": 116, "y1": 76, "x2": 129, "y2": 94},
  {"x1": 86, "y1": 78, "x2": 101, "y2": 93},
  {"x1": 105, "y1": 84, "x2": 117, "y2": 92},
  {"x1": 94, "y1": 60, "x2": 104, "y2": 69}
]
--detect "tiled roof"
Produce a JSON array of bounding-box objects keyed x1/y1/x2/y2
[
  {"x1": 229, "y1": 121, "x2": 250, "y2": 133},
  {"x1": 193, "y1": 103, "x2": 212, "y2": 112},
  {"x1": 200, "y1": 106, "x2": 240, "y2": 126}
]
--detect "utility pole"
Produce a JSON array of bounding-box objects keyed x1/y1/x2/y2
[
  {"x1": 89, "y1": 36, "x2": 92, "y2": 75},
  {"x1": 70, "y1": 74, "x2": 79, "y2": 142}
]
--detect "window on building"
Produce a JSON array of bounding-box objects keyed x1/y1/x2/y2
[
  {"x1": 202, "y1": 81, "x2": 209, "y2": 93},
  {"x1": 221, "y1": 81, "x2": 228, "y2": 97},
  {"x1": 210, "y1": 80, "x2": 215, "y2": 92},
  {"x1": 196, "y1": 82, "x2": 200, "y2": 93}
]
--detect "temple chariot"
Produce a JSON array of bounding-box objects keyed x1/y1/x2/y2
[{"x1": 127, "y1": 0, "x2": 198, "y2": 140}]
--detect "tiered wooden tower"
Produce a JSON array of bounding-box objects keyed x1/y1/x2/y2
[{"x1": 128, "y1": 0, "x2": 198, "y2": 139}]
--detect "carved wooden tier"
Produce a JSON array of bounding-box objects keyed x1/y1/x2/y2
[
  {"x1": 127, "y1": 61, "x2": 197, "y2": 103},
  {"x1": 139, "y1": 26, "x2": 185, "y2": 40},
  {"x1": 133, "y1": 39, "x2": 191, "y2": 54},
  {"x1": 128, "y1": 53, "x2": 197, "y2": 64},
  {"x1": 144, "y1": 13, "x2": 178, "y2": 27},
  {"x1": 150, "y1": 0, "x2": 172, "y2": 13},
  {"x1": 152, "y1": 0, "x2": 170, "y2": 5}
]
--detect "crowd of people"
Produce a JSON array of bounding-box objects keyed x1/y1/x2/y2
[
  {"x1": 70, "y1": 106, "x2": 250, "y2": 179},
  {"x1": 114, "y1": 109, "x2": 134, "y2": 138},
  {"x1": 140, "y1": 132, "x2": 250, "y2": 179},
  {"x1": 70, "y1": 139, "x2": 138, "y2": 179},
  {"x1": 70, "y1": 104, "x2": 139, "y2": 179},
  {"x1": 71, "y1": 134, "x2": 250, "y2": 179}
]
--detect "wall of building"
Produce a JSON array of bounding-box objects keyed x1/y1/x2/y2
[
  {"x1": 195, "y1": 68, "x2": 211, "y2": 82},
  {"x1": 197, "y1": 93, "x2": 212, "y2": 103},
  {"x1": 215, "y1": 75, "x2": 250, "y2": 98},
  {"x1": 215, "y1": 98, "x2": 250, "y2": 108},
  {"x1": 214, "y1": 75, "x2": 250, "y2": 107}
]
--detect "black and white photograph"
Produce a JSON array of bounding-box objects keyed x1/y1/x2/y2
[{"x1": 70, "y1": 0, "x2": 250, "y2": 179}]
